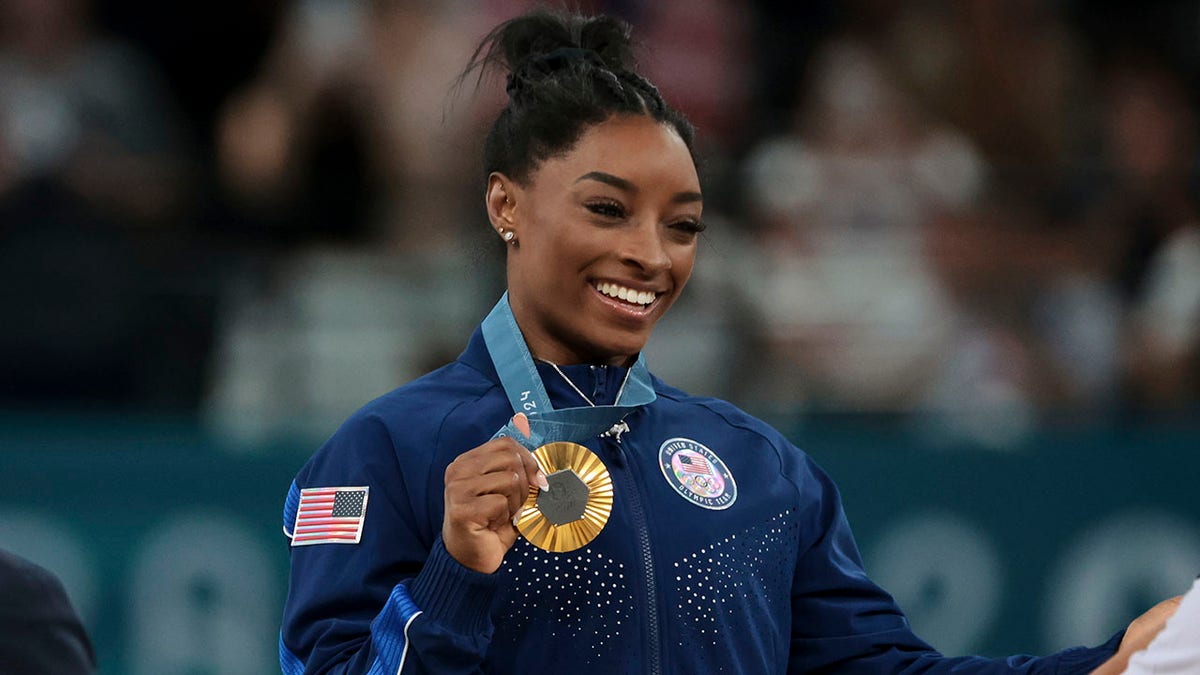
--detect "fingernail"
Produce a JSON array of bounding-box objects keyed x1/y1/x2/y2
[
  {"x1": 537, "y1": 471, "x2": 550, "y2": 492},
  {"x1": 513, "y1": 413, "x2": 531, "y2": 438},
  {"x1": 512, "y1": 507, "x2": 523, "y2": 526}
]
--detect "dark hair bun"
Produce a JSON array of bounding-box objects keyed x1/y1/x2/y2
[
  {"x1": 493, "y1": 11, "x2": 634, "y2": 76},
  {"x1": 460, "y1": 9, "x2": 697, "y2": 185}
]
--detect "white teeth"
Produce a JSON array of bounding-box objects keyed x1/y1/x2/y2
[{"x1": 596, "y1": 282, "x2": 656, "y2": 306}]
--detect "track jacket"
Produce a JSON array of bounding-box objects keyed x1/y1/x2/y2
[{"x1": 280, "y1": 324, "x2": 1121, "y2": 674}]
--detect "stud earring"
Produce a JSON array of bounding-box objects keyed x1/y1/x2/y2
[{"x1": 504, "y1": 231, "x2": 515, "y2": 242}]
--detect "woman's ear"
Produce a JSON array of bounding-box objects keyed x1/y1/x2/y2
[{"x1": 486, "y1": 173, "x2": 519, "y2": 234}]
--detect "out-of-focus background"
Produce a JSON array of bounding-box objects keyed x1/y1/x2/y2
[{"x1": 1, "y1": 0, "x2": 1197, "y2": 672}]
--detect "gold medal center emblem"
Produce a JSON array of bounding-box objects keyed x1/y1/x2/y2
[{"x1": 515, "y1": 442, "x2": 613, "y2": 552}]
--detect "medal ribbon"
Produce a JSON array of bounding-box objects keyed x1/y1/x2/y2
[{"x1": 482, "y1": 292, "x2": 656, "y2": 450}]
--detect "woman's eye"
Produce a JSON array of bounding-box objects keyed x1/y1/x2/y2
[
  {"x1": 586, "y1": 201, "x2": 626, "y2": 219},
  {"x1": 671, "y1": 219, "x2": 706, "y2": 234}
]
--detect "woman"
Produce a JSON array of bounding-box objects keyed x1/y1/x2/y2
[{"x1": 281, "y1": 10, "x2": 1150, "y2": 674}]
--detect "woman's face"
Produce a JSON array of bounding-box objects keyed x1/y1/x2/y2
[{"x1": 490, "y1": 115, "x2": 703, "y2": 366}]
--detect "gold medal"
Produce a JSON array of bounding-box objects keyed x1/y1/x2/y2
[{"x1": 515, "y1": 442, "x2": 613, "y2": 553}]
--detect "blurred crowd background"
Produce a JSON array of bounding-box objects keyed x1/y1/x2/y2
[
  {"x1": 2, "y1": 1, "x2": 1200, "y2": 672},
  {"x1": 3, "y1": 0, "x2": 1200, "y2": 448}
]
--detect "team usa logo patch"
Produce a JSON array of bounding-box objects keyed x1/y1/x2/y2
[{"x1": 658, "y1": 438, "x2": 736, "y2": 510}]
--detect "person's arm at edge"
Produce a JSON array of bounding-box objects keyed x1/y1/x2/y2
[
  {"x1": 0, "y1": 550, "x2": 97, "y2": 675},
  {"x1": 1091, "y1": 589, "x2": 1186, "y2": 675}
]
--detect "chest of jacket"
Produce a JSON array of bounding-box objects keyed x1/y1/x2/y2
[{"x1": 466, "y1": 413, "x2": 805, "y2": 673}]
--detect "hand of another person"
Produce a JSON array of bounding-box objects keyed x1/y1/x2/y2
[
  {"x1": 442, "y1": 414, "x2": 547, "y2": 574},
  {"x1": 1090, "y1": 595, "x2": 1183, "y2": 675}
]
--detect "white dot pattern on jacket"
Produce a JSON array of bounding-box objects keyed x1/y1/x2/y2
[
  {"x1": 490, "y1": 509, "x2": 801, "y2": 671},
  {"x1": 494, "y1": 539, "x2": 634, "y2": 666},
  {"x1": 670, "y1": 509, "x2": 800, "y2": 672}
]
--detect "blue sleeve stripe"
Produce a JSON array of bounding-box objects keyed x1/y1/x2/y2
[
  {"x1": 280, "y1": 631, "x2": 305, "y2": 675},
  {"x1": 366, "y1": 582, "x2": 423, "y2": 675},
  {"x1": 283, "y1": 480, "x2": 300, "y2": 538},
  {"x1": 396, "y1": 611, "x2": 423, "y2": 675},
  {"x1": 279, "y1": 583, "x2": 423, "y2": 675}
]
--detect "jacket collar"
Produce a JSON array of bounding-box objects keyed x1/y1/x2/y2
[{"x1": 457, "y1": 325, "x2": 633, "y2": 410}]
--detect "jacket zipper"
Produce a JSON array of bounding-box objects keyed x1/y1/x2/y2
[{"x1": 604, "y1": 434, "x2": 662, "y2": 675}]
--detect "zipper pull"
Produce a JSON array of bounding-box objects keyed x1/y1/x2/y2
[
  {"x1": 602, "y1": 420, "x2": 630, "y2": 444},
  {"x1": 600, "y1": 422, "x2": 629, "y2": 467}
]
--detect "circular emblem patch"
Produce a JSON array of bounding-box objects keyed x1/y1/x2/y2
[{"x1": 658, "y1": 437, "x2": 736, "y2": 510}]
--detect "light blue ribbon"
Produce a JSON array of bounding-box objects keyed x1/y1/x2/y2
[{"x1": 482, "y1": 293, "x2": 656, "y2": 450}]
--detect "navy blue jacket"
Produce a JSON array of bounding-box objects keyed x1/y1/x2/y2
[
  {"x1": 280, "y1": 327, "x2": 1120, "y2": 674},
  {"x1": 0, "y1": 549, "x2": 96, "y2": 675}
]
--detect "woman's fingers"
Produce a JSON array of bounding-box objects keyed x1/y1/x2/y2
[
  {"x1": 446, "y1": 431, "x2": 548, "y2": 494},
  {"x1": 518, "y1": 447, "x2": 551, "y2": 492},
  {"x1": 447, "y1": 466, "x2": 528, "y2": 516},
  {"x1": 445, "y1": 492, "x2": 514, "y2": 531},
  {"x1": 512, "y1": 412, "x2": 532, "y2": 438},
  {"x1": 511, "y1": 413, "x2": 550, "y2": 491},
  {"x1": 439, "y1": 415, "x2": 552, "y2": 574},
  {"x1": 444, "y1": 438, "x2": 545, "y2": 524}
]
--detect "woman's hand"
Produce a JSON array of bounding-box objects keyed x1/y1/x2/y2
[
  {"x1": 1091, "y1": 595, "x2": 1183, "y2": 675},
  {"x1": 442, "y1": 414, "x2": 547, "y2": 574}
]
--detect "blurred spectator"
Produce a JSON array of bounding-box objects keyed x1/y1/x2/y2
[
  {"x1": 921, "y1": 184, "x2": 1082, "y2": 445},
  {"x1": 884, "y1": 0, "x2": 1091, "y2": 174},
  {"x1": 1086, "y1": 57, "x2": 1200, "y2": 409},
  {"x1": 743, "y1": 1, "x2": 838, "y2": 144},
  {"x1": 214, "y1": 0, "x2": 510, "y2": 251},
  {"x1": 203, "y1": 248, "x2": 495, "y2": 445},
  {"x1": 204, "y1": 0, "x2": 524, "y2": 442},
  {"x1": 0, "y1": 0, "x2": 202, "y2": 408},
  {"x1": 742, "y1": 38, "x2": 985, "y2": 414},
  {"x1": 0, "y1": 0, "x2": 185, "y2": 223},
  {"x1": 2, "y1": 1, "x2": 1198, "y2": 427},
  {"x1": 91, "y1": 0, "x2": 283, "y2": 146},
  {"x1": 634, "y1": 0, "x2": 753, "y2": 160}
]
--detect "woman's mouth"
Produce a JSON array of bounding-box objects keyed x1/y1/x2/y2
[{"x1": 594, "y1": 281, "x2": 658, "y2": 307}]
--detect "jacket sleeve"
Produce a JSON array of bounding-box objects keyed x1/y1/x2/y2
[
  {"x1": 787, "y1": 453, "x2": 1122, "y2": 675},
  {"x1": 279, "y1": 412, "x2": 500, "y2": 675},
  {"x1": 0, "y1": 550, "x2": 97, "y2": 675}
]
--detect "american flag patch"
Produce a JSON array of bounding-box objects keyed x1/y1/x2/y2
[
  {"x1": 290, "y1": 486, "x2": 369, "y2": 546},
  {"x1": 679, "y1": 454, "x2": 712, "y2": 475}
]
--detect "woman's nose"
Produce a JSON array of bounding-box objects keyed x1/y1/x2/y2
[{"x1": 618, "y1": 221, "x2": 671, "y2": 273}]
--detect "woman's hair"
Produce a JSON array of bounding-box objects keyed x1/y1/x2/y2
[{"x1": 463, "y1": 9, "x2": 697, "y2": 185}]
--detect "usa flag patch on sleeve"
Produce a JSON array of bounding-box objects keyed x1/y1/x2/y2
[{"x1": 289, "y1": 486, "x2": 369, "y2": 546}]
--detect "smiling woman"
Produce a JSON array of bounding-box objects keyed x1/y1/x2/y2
[
  {"x1": 278, "y1": 9, "x2": 1161, "y2": 675},
  {"x1": 491, "y1": 115, "x2": 703, "y2": 365}
]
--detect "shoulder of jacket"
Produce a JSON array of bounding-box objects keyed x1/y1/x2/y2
[
  {"x1": 310, "y1": 361, "x2": 504, "y2": 466},
  {"x1": 652, "y1": 382, "x2": 796, "y2": 452},
  {"x1": 0, "y1": 550, "x2": 69, "y2": 602},
  {"x1": 649, "y1": 390, "x2": 822, "y2": 502},
  {"x1": 352, "y1": 361, "x2": 498, "y2": 427}
]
